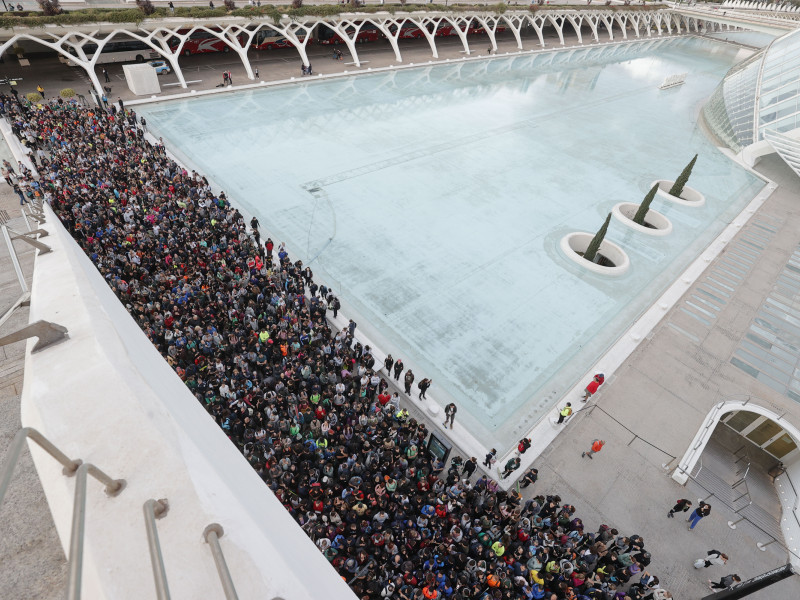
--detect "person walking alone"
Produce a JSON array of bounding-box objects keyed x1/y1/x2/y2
[
  {"x1": 667, "y1": 498, "x2": 692, "y2": 519},
  {"x1": 404, "y1": 369, "x2": 414, "y2": 395},
  {"x1": 581, "y1": 439, "x2": 605, "y2": 460},
  {"x1": 708, "y1": 574, "x2": 740, "y2": 591},
  {"x1": 103, "y1": 68, "x2": 110, "y2": 83},
  {"x1": 417, "y1": 378, "x2": 432, "y2": 399},
  {"x1": 687, "y1": 501, "x2": 711, "y2": 531},
  {"x1": 393, "y1": 359, "x2": 403, "y2": 381},
  {"x1": 444, "y1": 403, "x2": 457, "y2": 429},
  {"x1": 694, "y1": 550, "x2": 728, "y2": 569},
  {"x1": 483, "y1": 448, "x2": 497, "y2": 468}
]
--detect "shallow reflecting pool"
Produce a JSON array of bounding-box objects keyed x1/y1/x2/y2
[{"x1": 140, "y1": 36, "x2": 766, "y2": 449}]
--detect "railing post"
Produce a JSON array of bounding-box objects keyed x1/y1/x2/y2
[
  {"x1": 66, "y1": 463, "x2": 126, "y2": 600},
  {"x1": 757, "y1": 538, "x2": 778, "y2": 551},
  {"x1": 0, "y1": 428, "x2": 82, "y2": 507},
  {"x1": 203, "y1": 524, "x2": 239, "y2": 600},
  {"x1": 143, "y1": 499, "x2": 171, "y2": 600},
  {"x1": 728, "y1": 516, "x2": 747, "y2": 529}
]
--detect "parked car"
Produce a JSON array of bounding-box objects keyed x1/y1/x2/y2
[{"x1": 149, "y1": 60, "x2": 171, "y2": 75}]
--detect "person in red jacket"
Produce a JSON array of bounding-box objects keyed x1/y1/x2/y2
[
  {"x1": 582, "y1": 373, "x2": 605, "y2": 402},
  {"x1": 581, "y1": 439, "x2": 605, "y2": 459}
]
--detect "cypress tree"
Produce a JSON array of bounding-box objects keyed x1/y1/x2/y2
[
  {"x1": 583, "y1": 212, "x2": 612, "y2": 264},
  {"x1": 633, "y1": 184, "x2": 659, "y2": 226},
  {"x1": 668, "y1": 154, "x2": 698, "y2": 198}
]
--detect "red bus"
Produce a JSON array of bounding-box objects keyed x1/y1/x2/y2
[
  {"x1": 251, "y1": 28, "x2": 309, "y2": 51},
  {"x1": 317, "y1": 24, "x2": 381, "y2": 45},
  {"x1": 169, "y1": 29, "x2": 234, "y2": 56}
]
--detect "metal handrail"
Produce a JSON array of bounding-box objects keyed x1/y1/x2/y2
[
  {"x1": 674, "y1": 460, "x2": 800, "y2": 563},
  {"x1": 203, "y1": 524, "x2": 240, "y2": 600},
  {"x1": 0, "y1": 427, "x2": 81, "y2": 506},
  {"x1": 143, "y1": 499, "x2": 171, "y2": 600},
  {"x1": 66, "y1": 463, "x2": 126, "y2": 600}
]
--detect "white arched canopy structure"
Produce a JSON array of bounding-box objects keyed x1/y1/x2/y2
[{"x1": 0, "y1": 8, "x2": 693, "y2": 95}]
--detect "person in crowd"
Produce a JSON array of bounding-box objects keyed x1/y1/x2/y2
[{"x1": 4, "y1": 95, "x2": 665, "y2": 600}]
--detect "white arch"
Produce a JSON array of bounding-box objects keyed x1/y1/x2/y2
[
  {"x1": 501, "y1": 14, "x2": 526, "y2": 50},
  {"x1": 526, "y1": 14, "x2": 548, "y2": 48},
  {"x1": 441, "y1": 15, "x2": 473, "y2": 55},
  {"x1": 474, "y1": 15, "x2": 502, "y2": 53},
  {"x1": 614, "y1": 14, "x2": 630, "y2": 40},
  {"x1": 583, "y1": 14, "x2": 601, "y2": 43},
  {"x1": 416, "y1": 17, "x2": 445, "y2": 59},
  {"x1": 673, "y1": 397, "x2": 800, "y2": 564},
  {"x1": 322, "y1": 19, "x2": 365, "y2": 67},
  {"x1": 674, "y1": 397, "x2": 800, "y2": 485},
  {"x1": 546, "y1": 14, "x2": 566, "y2": 46},
  {"x1": 564, "y1": 13, "x2": 584, "y2": 45}
]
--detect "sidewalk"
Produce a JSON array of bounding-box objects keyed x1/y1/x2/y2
[{"x1": 0, "y1": 179, "x2": 67, "y2": 600}]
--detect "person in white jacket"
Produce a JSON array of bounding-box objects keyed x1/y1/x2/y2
[{"x1": 694, "y1": 549, "x2": 729, "y2": 569}]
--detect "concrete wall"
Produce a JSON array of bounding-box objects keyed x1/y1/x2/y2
[
  {"x1": 778, "y1": 460, "x2": 800, "y2": 563},
  {"x1": 20, "y1": 204, "x2": 356, "y2": 600}
]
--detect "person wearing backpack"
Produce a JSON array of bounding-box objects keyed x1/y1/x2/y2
[{"x1": 417, "y1": 378, "x2": 432, "y2": 400}]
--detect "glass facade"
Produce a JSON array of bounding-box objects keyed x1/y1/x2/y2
[{"x1": 704, "y1": 29, "x2": 800, "y2": 151}]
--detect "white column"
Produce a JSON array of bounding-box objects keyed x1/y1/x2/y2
[
  {"x1": 546, "y1": 15, "x2": 566, "y2": 46},
  {"x1": 475, "y1": 16, "x2": 499, "y2": 53},
  {"x1": 327, "y1": 20, "x2": 364, "y2": 67},
  {"x1": 600, "y1": 15, "x2": 614, "y2": 40},
  {"x1": 150, "y1": 30, "x2": 188, "y2": 89},
  {"x1": 614, "y1": 15, "x2": 629, "y2": 40},
  {"x1": 566, "y1": 15, "x2": 584, "y2": 44},
  {"x1": 279, "y1": 21, "x2": 315, "y2": 68},
  {"x1": 527, "y1": 16, "x2": 547, "y2": 48},
  {"x1": 444, "y1": 17, "x2": 472, "y2": 55},
  {"x1": 501, "y1": 16, "x2": 524, "y2": 50},
  {"x1": 373, "y1": 18, "x2": 403, "y2": 63},
  {"x1": 222, "y1": 25, "x2": 257, "y2": 80},
  {"x1": 418, "y1": 18, "x2": 441, "y2": 59}
]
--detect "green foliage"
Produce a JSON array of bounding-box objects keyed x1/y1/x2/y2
[
  {"x1": 632, "y1": 184, "x2": 658, "y2": 226},
  {"x1": 583, "y1": 212, "x2": 611, "y2": 264},
  {"x1": 26, "y1": 92, "x2": 42, "y2": 103},
  {"x1": 59, "y1": 87, "x2": 76, "y2": 98},
  {"x1": 668, "y1": 154, "x2": 697, "y2": 198},
  {"x1": 0, "y1": 2, "x2": 668, "y2": 29}
]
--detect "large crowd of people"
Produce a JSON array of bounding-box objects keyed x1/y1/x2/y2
[{"x1": 1, "y1": 94, "x2": 669, "y2": 600}]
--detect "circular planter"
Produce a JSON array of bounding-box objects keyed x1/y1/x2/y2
[
  {"x1": 612, "y1": 203, "x2": 673, "y2": 236},
  {"x1": 560, "y1": 232, "x2": 630, "y2": 276},
  {"x1": 652, "y1": 180, "x2": 706, "y2": 207}
]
